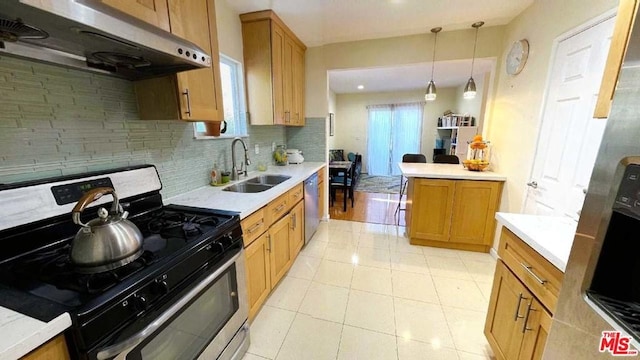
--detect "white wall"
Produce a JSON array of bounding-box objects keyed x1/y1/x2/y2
[
  {"x1": 215, "y1": 0, "x2": 244, "y2": 62},
  {"x1": 305, "y1": 26, "x2": 506, "y2": 118}
]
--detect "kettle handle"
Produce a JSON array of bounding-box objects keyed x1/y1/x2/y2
[{"x1": 72, "y1": 187, "x2": 120, "y2": 227}]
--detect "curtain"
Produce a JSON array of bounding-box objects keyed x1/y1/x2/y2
[
  {"x1": 366, "y1": 105, "x2": 393, "y2": 176},
  {"x1": 391, "y1": 103, "x2": 423, "y2": 175},
  {"x1": 367, "y1": 102, "x2": 423, "y2": 176}
]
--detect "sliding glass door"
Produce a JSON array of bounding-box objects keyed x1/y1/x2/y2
[{"x1": 367, "y1": 103, "x2": 423, "y2": 176}]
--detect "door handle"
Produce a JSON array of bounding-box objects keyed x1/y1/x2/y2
[
  {"x1": 182, "y1": 89, "x2": 192, "y2": 117},
  {"x1": 522, "y1": 302, "x2": 536, "y2": 333},
  {"x1": 514, "y1": 293, "x2": 527, "y2": 321},
  {"x1": 526, "y1": 181, "x2": 538, "y2": 189}
]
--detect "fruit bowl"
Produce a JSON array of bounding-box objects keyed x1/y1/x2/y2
[{"x1": 462, "y1": 160, "x2": 490, "y2": 171}]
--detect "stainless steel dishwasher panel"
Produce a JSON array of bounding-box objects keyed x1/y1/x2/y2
[{"x1": 304, "y1": 173, "x2": 320, "y2": 244}]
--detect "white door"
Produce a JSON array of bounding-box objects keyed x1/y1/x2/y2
[{"x1": 524, "y1": 14, "x2": 615, "y2": 220}]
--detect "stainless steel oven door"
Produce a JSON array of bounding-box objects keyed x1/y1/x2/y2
[{"x1": 95, "y1": 249, "x2": 249, "y2": 360}]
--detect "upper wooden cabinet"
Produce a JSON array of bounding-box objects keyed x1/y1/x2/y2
[
  {"x1": 134, "y1": 0, "x2": 224, "y2": 125},
  {"x1": 594, "y1": 0, "x2": 639, "y2": 118},
  {"x1": 406, "y1": 179, "x2": 503, "y2": 252},
  {"x1": 101, "y1": 0, "x2": 170, "y2": 32},
  {"x1": 240, "y1": 10, "x2": 306, "y2": 126}
]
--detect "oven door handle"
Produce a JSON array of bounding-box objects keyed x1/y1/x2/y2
[{"x1": 96, "y1": 250, "x2": 242, "y2": 360}]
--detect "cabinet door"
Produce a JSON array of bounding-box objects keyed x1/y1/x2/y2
[
  {"x1": 450, "y1": 180, "x2": 501, "y2": 246},
  {"x1": 282, "y1": 35, "x2": 295, "y2": 125},
  {"x1": 292, "y1": 43, "x2": 305, "y2": 126},
  {"x1": 485, "y1": 260, "x2": 530, "y2": 360},
  {"x1": 245, "y1": 232, "x2": 271, "y2": 322},
  {"x1": 101, "y1": 0, "x2": 170, "y2": 32},
  {"x1": 22, "y1": 334, "x2": 70, "y2": 360},
  {"x1": 168, "y1": 0, "x2": 224, "y2": 121},
  {"x1": 408, "y1": 179, "x2": 455, "y2": 242},
  {"x1": 271, "y1": 23, "x2": 286, "y2": 125},
  {"x1": 518, "y1": 297, "x2": 552, "y2": 360},
  {"x1": 289, "y1": 200, "x2": 305, "y2": 259},
  {"x1": 269, "y1": 215, "x2": 292, "y2": 287}
]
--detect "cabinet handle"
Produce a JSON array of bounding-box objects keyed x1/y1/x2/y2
[
  {"x1": 246, "y1": 221, "x2": 263, "y2": 234},
  {"x1": 521, "y1": 263, "x2": 547, "y2": 285},
  {"x1": 274, "y1": 204, "x2": 285, "y2": 213},
  {"x1": 266, "y1": 234, "x2": 271, "y2": 252},
  {"x1": 293, "y1": 213, "x2": 296, "y2": 229},
  {"x1": 182, "y1": 89, "x2": 192, "y2": 117},
  {"x1": 513, "y1": 293, "x2": 527, "y2": 321},
  {"x1": 522, "y1": 302, "x2": 536, "y2": 333}
]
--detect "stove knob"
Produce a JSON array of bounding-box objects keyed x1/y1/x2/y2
[
  {"x1": 154, "y1": 279, "x2": 169, "y2": 295},
  {"x1": 134, "y1": 294, "x2": 148, "y2": 311},
  {"x1": 221, "y1": 234, "x2": 234, "y2": 246}
]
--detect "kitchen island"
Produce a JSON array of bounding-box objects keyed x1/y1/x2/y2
[{"x1": 399, "y1": 163, "x2": 506, "y2": 252}]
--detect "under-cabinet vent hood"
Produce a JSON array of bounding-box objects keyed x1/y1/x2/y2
[{"x1": 0, "y1": 0, "x2": 211, "y2": 80}]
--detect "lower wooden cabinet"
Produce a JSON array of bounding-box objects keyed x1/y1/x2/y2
[
  {"x1": 269, "y1": 215, "x2": 292, "y2": 287},
  {"x1": 21, "y1": 334, "x2": 70, "y2": 360},
  {"x1": 407, "y1": 178, "x2": 503, "y2": 252},
  {"x1": 289, "y1": 200, "x2": 304, "y2": 259},
  {"x1": 485, "y1": 260, "x2": 552, "y2": 360},
  {"x1": 244, "y1": 232, "x2": 271, "y2": 321},
  {"x1": 243, "y1": 183, "x2": 306, "y2": 322}
]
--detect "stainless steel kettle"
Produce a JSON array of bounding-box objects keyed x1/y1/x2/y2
[{"x1": 71, "y1": 187, "x2": 144, "y2": 274}]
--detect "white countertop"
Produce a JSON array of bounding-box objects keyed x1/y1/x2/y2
[
  {"x1": 398, "y1": 163, "x2": 506, "y2": 181},
  {"x1": 0, "y1": 309, "x2": 71, "y2": 360},
  {"x1": 166, "y1": 162, "x2": 325, "y2": 219},
  {"x1": 495, "y1": 212, "x2": 578, "y2": 272}
]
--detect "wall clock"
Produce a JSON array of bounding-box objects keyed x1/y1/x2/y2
[{"x1": 506, "y1": 39, "x2": 529, "y2": 75}]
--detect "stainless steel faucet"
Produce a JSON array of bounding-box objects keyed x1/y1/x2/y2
[{"x1": 231, "y1": 137, "x2": 251, "y2": 180}]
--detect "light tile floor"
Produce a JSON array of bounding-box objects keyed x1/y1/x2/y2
[{"x1": 243, "y1": 220, "x2": 497, "y2": 360}]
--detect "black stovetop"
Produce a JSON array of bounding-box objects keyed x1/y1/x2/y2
[{"x1": 0, "y1": 199, "x2": 241, "y2": 321}]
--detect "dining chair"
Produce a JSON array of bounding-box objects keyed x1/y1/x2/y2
[
  {"x1": 395, "y1": 153, "x2": 427, "y2": 224},
  {"x1": 433, "y1": 154, "x2": 460, "y2": 164},
  {"x1": 330, "y1": 154, "x2": 362, "y2": 209}
]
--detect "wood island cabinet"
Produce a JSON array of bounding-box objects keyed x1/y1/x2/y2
[
  {"x1": 406, "y1": 178, "x2": 503, "y2": 252},
  {"x1": 485, "y1": 227, "x2": 561, "y2": 360},
  {"x1": 318, "y1": 167, "x2": 326, "y2": 218},
  {"x1": 242, "y1": 183, "x2": 306, "y2": 321},
  {"x1": 134, "y1": 0, "x2": 224, "y2": 125},
  {"x1": 101, "y1": 0, "x2": 170, "y2": 32},
  {"x1": 240, "y1": 10, "x2": 306, "y2": 126}
]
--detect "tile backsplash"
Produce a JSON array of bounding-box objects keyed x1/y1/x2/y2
[
  {"x1": 286, "y1": 117, "x2": 326, "y2": 162},
  {"x1": 0, "y1": 55, "x2": 287, "y2": 198}
]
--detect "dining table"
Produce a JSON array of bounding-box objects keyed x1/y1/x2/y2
[{"x1": 328, "y1": 160, "x2": 353, "y2": 212}]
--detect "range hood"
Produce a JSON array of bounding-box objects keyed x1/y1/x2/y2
[{"x1": 0, "y1": 0, "x2": 211, "y2": 80}]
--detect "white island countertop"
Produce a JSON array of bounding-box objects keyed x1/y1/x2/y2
[
  {"x1": 166, "y1": 162, "x2": 325, "y2": 219},
  {"x1": 398, "y1": 163, "x2": 506, "y2": 181},
  {"x1": 0, "y1": 309, "x2": 71, "y2": 360},
  {"x1": 496, "y1": 212, "x2": 578, "y2": 272}
]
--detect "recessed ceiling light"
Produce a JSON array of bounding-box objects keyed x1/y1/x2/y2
[{"x1": 357, "y1": 85, "x2": 364, "y2": 90}]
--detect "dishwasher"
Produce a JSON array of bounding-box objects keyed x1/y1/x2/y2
[{"x1": 304, "y1": 172, "x2": 320, "y2": 244}]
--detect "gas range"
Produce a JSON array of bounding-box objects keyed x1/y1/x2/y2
[{"x1": 0, "y1": 165, "x2": 249, "y2": 359}]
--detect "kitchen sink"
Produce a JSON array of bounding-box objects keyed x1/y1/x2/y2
[
  {"x1": 246, "y1": 175, "x2": 291, "y2": 186},
  {"x1": 222, "y1": 183, "x2": 273, "y2": 193}
]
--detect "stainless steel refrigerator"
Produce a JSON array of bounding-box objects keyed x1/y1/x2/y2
[{"x1": 545, "y1": 6, "x2": 640, "y2": 359}]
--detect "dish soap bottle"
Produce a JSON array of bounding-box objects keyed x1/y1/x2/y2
[{"x1": 210, "y1": 163, "x2": 221, "y2": 185}]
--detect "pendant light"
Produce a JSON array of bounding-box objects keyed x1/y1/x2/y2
[
  {"x1": 425, "y1": 27, "x2": 442, "y2": 101},
  {"x1": 464, "y1": 21, "x2": 484, "y2": 100}
]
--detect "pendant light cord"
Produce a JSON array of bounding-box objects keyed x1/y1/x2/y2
[
  {"x1": 469, "y1": 21, "x2": 484, "y2": 77},
  {"x1": 430, "y1": 32, "x2": 438, "y2": 79}
]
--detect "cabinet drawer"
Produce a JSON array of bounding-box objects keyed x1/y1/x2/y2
[
  {"x1": 498, "y1": 227, "x2": 564, "y2": 314},
  {"x1": 266, "y1": 192, "x2": 289, "y2": 226},
  {"x1": 288, "y1": 183, "x2": 304, "y2": 205},
  {"x1": 241, "y1": 208, "x2": 267, "y2": 247}
]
